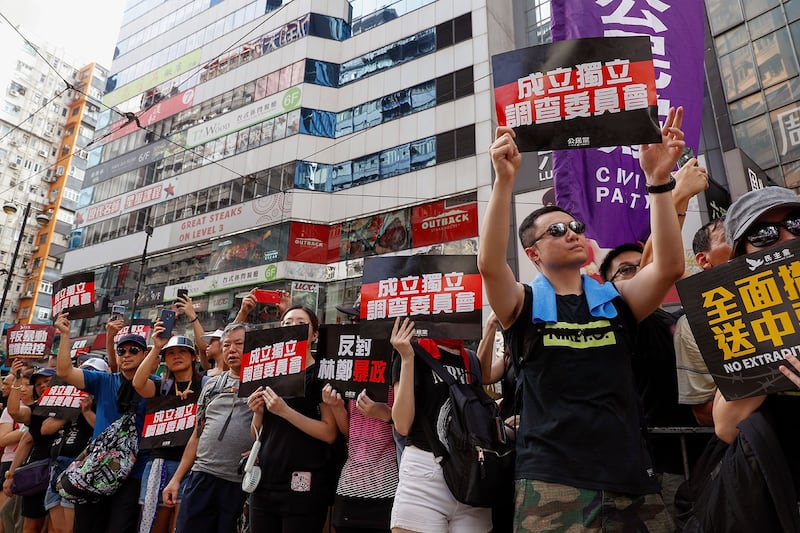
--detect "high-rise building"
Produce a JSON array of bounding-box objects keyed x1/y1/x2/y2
[
  {"x1": 62, "y1": 0, "x2": 518, "y2": 335},
  {"x1": 0, "y1": 23, "x2": 105, "y2": 328}
]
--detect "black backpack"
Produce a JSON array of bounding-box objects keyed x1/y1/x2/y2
[{"x1": 416, "y1": 344, "x2": 515, "y2": 508}]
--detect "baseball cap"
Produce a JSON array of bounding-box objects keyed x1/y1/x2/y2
[
  {"x1": 161, "y1": 335, "x2": 196, "y2": 356},
  {"x1": 335, "y1": 295, "x2": 361, "y2": 318},
  {"x1": 200, "y1": 329, "x2": 224, "y2": 343},
  {"x1": 115, "y1": 333, "x2": 147, "y2": 351},
  {"x1": 29, "y1": 367, "x2": 56, "y2": 384},
  {"x1": 725, "y1": 187, "x2": 800, "y2": 256},
  {"x1": 79, "y1": 357, "x2": 110, "y2": 372}
]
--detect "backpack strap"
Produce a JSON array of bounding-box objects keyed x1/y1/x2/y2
[{"x1": 413, "y1": 344, "x2": 456, "y2": 387}]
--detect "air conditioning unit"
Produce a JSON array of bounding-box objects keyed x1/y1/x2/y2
[
  {"x1": 42, "y1": 174, "x2": 56, "y2": 184},
  {"x1": 38, "y1": 150, "x2": 47, "y2": 157},
  {"x1": 22, "y1": 291, "x2": 33, "y2": 299},
  {"x1": 10, "y1": 306, "x2": 18, "y2": 313},
  {"x1": 9, "y1": 139, "x2": 17, "y2": 146},
  {"x1": 8, "y1": 90, "x2": 19, "y2": 97},
  {"x1": 9, "y1": 162, "x2": 18, "y2": 169},
  {"x1": 43, "y1": 131, "x2": 52, "y2": 137},
  {"x1": 55, "y1": 166, "x2": 65, "y2": 176}
]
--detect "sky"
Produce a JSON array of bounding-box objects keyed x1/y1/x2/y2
[{"x1": 1, "y1": 0, "x2": 128, "y2": 69}]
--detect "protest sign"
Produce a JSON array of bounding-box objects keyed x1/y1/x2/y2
[
  {"x1": 6, "y1": 324, "x2": 55, "y2": 362},
  {"x1": 141, "y1": 395, "x2": 197, "y2": 449},
  {"x1": 33, "y1": 378, "x2": 88, "y2": 422},
  {"x1": 113, "y1": 319, "x2": 153, "y2": 344},
  {"x1": 53, "y1": 272, "x2": 95, "y2": 319},
  {"x1": 492, "y1": 36, "x2": 658, "y2": 152},
  {"x1": 238, "y1": 324, "x2": 309, "y2": 398},
  {"x1": 677, "y1": 238, "x2": 800, "y2": 400},
  {"x1": 359, "y1": 255, "x2": 482, "y2": 340},
  {"x1": 317, "y1": 324, "x2": 392, "y2": 403}
]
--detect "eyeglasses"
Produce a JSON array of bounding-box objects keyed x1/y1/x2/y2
[
  {"x1": 610, "y1": 263, "x2": 640, "y2": 282},
  {"x1": 743, "y1": 216, "x2": 800, "y2": 248},
  {"x1": 527, "y1": 220, "x2": 586, "y2": 247},
  {"x1": 116, "y1": 346, "x2": 142, "y2": 356}
]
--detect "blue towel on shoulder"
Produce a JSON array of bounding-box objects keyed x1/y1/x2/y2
[{"x1": 530, "y1": 273, "x2": 619, "y2": 323}]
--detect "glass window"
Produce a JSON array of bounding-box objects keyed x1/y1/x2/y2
[
  {"x1": 335, "y1": 109, "x2": 354, "y2": 137},
  {"x1": 771, "y1": 103, "x2": 800, "y2": 163},
  {"x1": 749, "y1": 7, "x2": 784, "y2": 40},
  {"x1": 714, "y1": 24, "x2": 750, "y2": 56},
  {"x1": 765, "y1": 77, "x2": 800, "y2": 110},
  {"x1": 729, "y1": 93, "x2": 766, "y2": 123},
  {"x1": 455, "y1": 125, "x2": 476, "y2": 159},
  {"x1": 380, "y1": 144, "x2": 411, "y2": 179},
  {"x1": 734, "y1": 114, "x2": 777, "y2": 168},
  {"x1": 411, "y1": 137, "x2": 436, "y2": 170},
  {"x1": 436, "y1": 131, "x2": 455, "y2": 164},
  {"x1": 719, "y1": 46, "x2": 759, "y2": 101},
  {"x1": 787, "y1": 0, "x2": 800, "y2": 22},
  {"x1": 754, "y1": 29, "x2": 798, "y2": 89},
  {"x1": 707, "y1": 0, "x2": 744, "y2": 35},
  {"x1": 305, "y1": 60, "x2": 339, "y2": 88},
  {"x1": 300, "y1": 109, "x2": 335, "y2": 137},
  {"x1": 743, "y1": 0, "x2": 779, "y2": 19},
  {"x1": 332, "y1": 162, "x2": 352, "y2": 191}
]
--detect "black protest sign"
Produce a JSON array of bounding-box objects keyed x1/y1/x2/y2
[
  {"x1": 238, "y1": 324, "x2": 309, "y2": 398},
  {"x1": 677, "y1": 238, "x2": 800, "y2": 400},
  {"x1": 33, "y1": 378, "x2": 88, "y2": 422},
  {"x1": 140, "y1": 395, "x2": 197, "y2": 449},
  {"x1": 491, "y1": 36, "x2": 659, "y2": 152},
  {"x1": 53, "y1": 272, "x2": 96, "y2": 319},
  {"x1": 317, "y1": 324, "x2": 392, "y2": 403},
  {"x1": 359, "y1": 255, "x2": 482, "y2": 340},
  {"x1": 6, "y1": 324, "x2": 55, "y2": 362}
]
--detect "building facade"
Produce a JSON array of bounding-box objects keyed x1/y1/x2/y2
[
  {"x1": 62, "y1": 0, "x2": 517, "y2": 335},
  {"x1": 0, "y1": 24, "x2": 105, "y2": 328}
]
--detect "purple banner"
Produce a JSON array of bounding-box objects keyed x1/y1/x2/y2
[{"x1": 551, "y1": 0, "x2": 705, "y2": 248}]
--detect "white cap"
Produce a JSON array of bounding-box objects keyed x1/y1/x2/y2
[
  {"x1": 80, "y1": 357, "x2": 110, "y2": 372},
  {"x1": 200, "y1": 329, "x2": 224, "y2": 343}
]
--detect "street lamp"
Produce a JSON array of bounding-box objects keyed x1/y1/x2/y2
[{"x1": 0, "y1": 202, "x2": 51, "y2": 322}]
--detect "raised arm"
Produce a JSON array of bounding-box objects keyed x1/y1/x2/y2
[
  {"x1": 616, "y1": 107, "x2": 686, "y2": 321},
  {"x1": 7, "y1": 360, "x2": 31, "y2": 425},
  {"x1": 234, "y1": 291, "x2": 257, "y2": 323},
  {"x1": 105, "y1": 317, "x2": 123, "y2": 373},
  {"x1": 640, "y1": 157, "x2": 709, "y2": 267},
  {"x1": 390, "y1": 317, "x2": 416, "y2": 436},
  {"x1": 133, "y1": 320, "x2": 169, "y2": 398},
  {"x1": 478, "y1": 127, "x2": 526, "y2": 329},
  {"x1": 177, "y1": 295, "x2": 209, "y2": 370},
  {"x1": 55, "y1": 313, "x2": 85, "y2": 389},
  {"x1": 477, "y1": 312, "x2": 502, "y2": 384}
]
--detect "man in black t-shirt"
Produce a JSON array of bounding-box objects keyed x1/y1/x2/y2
[{"x1": 480, "y1": 108, "x2": 687, "y2": 532}]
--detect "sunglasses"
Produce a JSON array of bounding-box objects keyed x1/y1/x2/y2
[
  {"x1": 610, "y1": 263, "x2": 640, "y2": 282},
  {"x1": 116, "y1": 346, "x2": 142, "y2": 356},
  {"x1": 743, "y1": 216, "x2": 800, "y2": 249},
  {"x1": 528, "y1": 220, "x2": 586, "y2": 247}
]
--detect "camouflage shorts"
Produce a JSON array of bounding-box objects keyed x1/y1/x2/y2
[{"x1": 513, "y1": 479, "x2": 674, "y2": 533}]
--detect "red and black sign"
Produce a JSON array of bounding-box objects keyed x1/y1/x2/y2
[
  {"x1": 359, "y1": 255, "x2": 482, "y2": 340},
  {"x1": 238, "y1": 324, "x2": 309, "y2": 398},
  {"x1": 33, "y1": 379, "x2": 88, "y2": 422},
  {"x1": 6, "y1": 324, "x2": 55, "y2": 362},
  {"x1": 317, "y1": 324, "x2": 392, "y2": 403},
  {"x1": 53, "y1": 272, "x2": 96, "y2": 320},
  {"x1": 411, "y1": 200, "x2": 478, "y2": 248},
  {"x1": 677, "y1": 238, "x2": 800, "y2": 400},
  {"x1": 288, "y1": 222, "x2": 329, "y2": 264},
  {"x1": 113, "y1": 319, "x2": 153, "y2": 345},
  {"x1": 141, "y1": 395, "x2": 197, "y2": 449},
  {"x1": 492, "y1": 36, "x2": 659, "y2": 152}
]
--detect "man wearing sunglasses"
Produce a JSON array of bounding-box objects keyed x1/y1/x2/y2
[
  {"x1": 713, "y1": 187, "x2": 800, "y2": 447},
  {"x1": 479, "y1": 107, "x2": 686, "y2": 532},
  {"x1": 55, "y1": 313, "x2": 153, "y2": 533}
]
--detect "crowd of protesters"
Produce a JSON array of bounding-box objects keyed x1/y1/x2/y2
[{"x1": 1, "y1": 107, "x2": 799, "y2": 533}]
